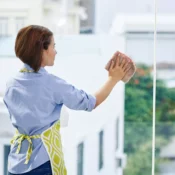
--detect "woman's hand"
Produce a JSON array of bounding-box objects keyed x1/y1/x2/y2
[
  {"x1": 108, "y1": 52, "x2": 132, "y2": 82},
  {"x1": 93, "y1": 51, "x2": 133, "y2": 109}
]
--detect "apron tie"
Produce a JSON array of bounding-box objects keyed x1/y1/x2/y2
[{"x1": 11, "y1": 132, "x2": 41, "y2": 164}]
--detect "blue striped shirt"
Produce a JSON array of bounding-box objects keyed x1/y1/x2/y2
[{"x1": 3, "y1": 63, "x2": 96, "y2": 174}]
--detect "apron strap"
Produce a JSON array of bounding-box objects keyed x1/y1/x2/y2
[
  {"x1": 12, "y1": 67, "x2": 40, "y2": 164},
  {"x1": 20, "y1": 68, "x2": 34, "y2": 73}
]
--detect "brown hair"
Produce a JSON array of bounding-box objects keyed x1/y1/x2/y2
[{"x1": 15, "y1": 25, "x2": 53, "y2": 72}]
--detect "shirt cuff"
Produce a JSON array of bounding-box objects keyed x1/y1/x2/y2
[{"x1": 86, "y1": 94, "x2": 96, "y2": 112}]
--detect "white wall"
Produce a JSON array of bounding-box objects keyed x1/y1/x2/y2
[{"x1": 0, "y1": 98, "x2": 13, "y2": 175}]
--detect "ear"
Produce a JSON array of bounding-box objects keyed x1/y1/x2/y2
[
  {"x1": 43, "y1": 48, "x2": 49, "y2": 57},
  {"x1": 42, "y1": 49, "x2": 47, "y2": 60}
]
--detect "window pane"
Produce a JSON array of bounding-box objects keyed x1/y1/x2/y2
[
  {"x1": 116, "y1": 118, "x2": 119, "y2": 150},
  {"x1": 4, "y1": 145, "x2": 10, "y2": 175},
  {"x1": 77, "y1": 142, "x2": 84, "y2": 175},
  {"x1": 99, "y1": 130, "x2": 103, "y2": 170},
  {"x1": 79, "y1": 0, "x2": 95, "y2": 34}
]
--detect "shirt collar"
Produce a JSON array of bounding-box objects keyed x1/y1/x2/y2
[{"x1": 23, "y1": 63, "x2": 48, "y2": 74}]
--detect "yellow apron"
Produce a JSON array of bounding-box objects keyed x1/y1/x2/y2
[{"x1": 10, "y1": 68, "x2": 67, "y2": 175}]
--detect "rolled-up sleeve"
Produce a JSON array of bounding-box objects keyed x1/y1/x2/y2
[{"x1": 50, "y1": 74, "x2": 96, "y2": 111}]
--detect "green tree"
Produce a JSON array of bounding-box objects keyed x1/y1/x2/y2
[
  {"x1": 124, "y1": 64, "x2": 175, "y2": 154},
  {"x1": 124, "y1": 137, "x2": 167, "y2": 175},
  {"x1": 124, "y1": 64, "x2": 175, "y2": 175}
]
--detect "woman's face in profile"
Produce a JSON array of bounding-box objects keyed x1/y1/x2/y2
[{"x1": 42, "y1": 36, "x2": 57, "y2": 67}]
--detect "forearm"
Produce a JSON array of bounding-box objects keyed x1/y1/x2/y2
[{"x1": 93, "y1": 77, "x2": 120, "y2": 108}]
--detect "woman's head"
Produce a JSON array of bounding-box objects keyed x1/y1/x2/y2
[{"x1": 15, "y1": 25, "x2": 57, "y2": 72}]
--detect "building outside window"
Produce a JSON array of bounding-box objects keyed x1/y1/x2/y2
[
  {"x1": 0, "y1": 17, "x2": 8, "y2": 37},
  {"x1": 16, "y1": 17, "x2": 25, "y2": 33}
]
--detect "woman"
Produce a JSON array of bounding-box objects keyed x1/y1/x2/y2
[{"x1": 3, "y1": 25, "x2": 132, "y2": 175}]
